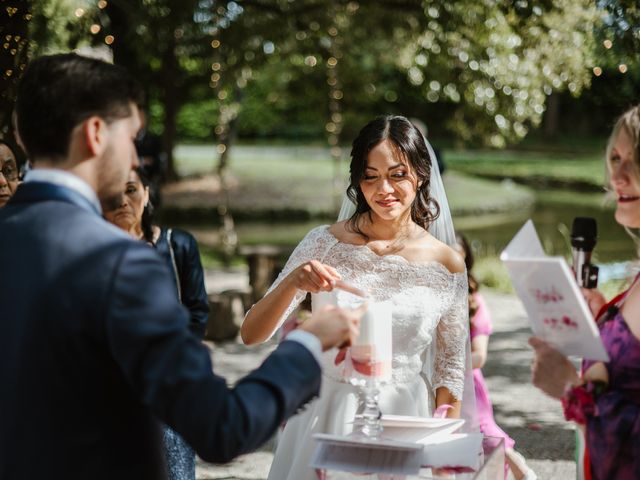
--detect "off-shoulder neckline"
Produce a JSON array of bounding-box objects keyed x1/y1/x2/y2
[{"x1": 317, "y1": 225, "x2": 465, "y2": 278}]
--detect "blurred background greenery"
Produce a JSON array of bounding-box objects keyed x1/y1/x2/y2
[
  {"x1": 2, "y1": 0, "x2": 640, "y2": 294},
  {"x1": 3, "y1": 1, "x2": 640, "y2": 171}
]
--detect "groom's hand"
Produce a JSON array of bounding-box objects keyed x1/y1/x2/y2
[{"x1": 300, "y1": 305, "x2": 364, "y2": 351}]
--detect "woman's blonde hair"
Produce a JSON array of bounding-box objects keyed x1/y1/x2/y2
[
  {"x1": 605, "y1": 105, "x2": 640, "y2": 184},
  {"x1": 606, "y1": 105, "x2": 640, "y2": 248}
]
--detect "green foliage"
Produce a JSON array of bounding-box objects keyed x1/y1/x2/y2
[
  {"x1": 30, "y1": 0, "x2": 85, "y2": 54},
  {"x1": 25, "y1": 1, "x2": 617, "y2": 160},
  {"x1": 475, "y1": 256, "x2": 514, "y2": 293},
  {"x1": 176, "y1": 100, "x2": 219, "y2": 141},
  {"x1": 600, "y1": 277, "x2": 633, "y2": 302},
  {"x1": 0, "y1": 0, "x2": 31, "y2": 133},
  {"x1": 559, "y1": 0, "x2": 640, "y2": 138},
  {"x1": 398, "y1": 0, "x2": 598, "y2": 146},
  {"x1": 596, "y1": 0, "x2": 640, "y2": 66},
  {"x1": 175, "y1": 0, "x2": 604, "y2": 150},
  {"x1": 235, "y1": 60, "x2": 326, "y2": 140}
]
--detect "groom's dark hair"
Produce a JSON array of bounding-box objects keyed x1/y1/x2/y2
[{"x1": 15, "y1": 53, "x2": 142, "y2": 162}]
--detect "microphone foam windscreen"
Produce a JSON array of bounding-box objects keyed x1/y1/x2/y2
[{"x1": 571, "y1": 217, "x2": 597, "y2": 250}]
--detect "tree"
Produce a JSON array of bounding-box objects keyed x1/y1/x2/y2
[
  {"x1": 597, "y1": 0, "x2": 640, "y2": 61},
  {"x1": 1, "y1": 0, "x2": 113, "y2": 135},
  {"x1": 539, "y1": 0, "x2": 640, "y2": 138},
  {"x1": 0, "y1": 0, "x2": 32, "y2": 136},
  {"x1": 99, "y1": 0, "x2": 206, "y2": 180},
  {"x1": 20, "y1": 1, "x2": 603, "y2": 167},
  {"x1": 396, "y1": 0, "x2": 598, "y2": 146},
  {"x1": 220, "y1": 0, "x2": 600, "y2": 147}
]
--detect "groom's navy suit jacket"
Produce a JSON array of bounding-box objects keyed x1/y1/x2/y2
[{"x1": 0, "y1": 182, "x2": 321, "y2": 480}]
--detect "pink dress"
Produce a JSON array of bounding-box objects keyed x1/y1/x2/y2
[{"x1": 470, "y1": 293, "x2": 515, "y2": 450}]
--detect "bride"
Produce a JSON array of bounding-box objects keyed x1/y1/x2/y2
[{"x1": 241, "y1": 115, "x2": 473, "y2": 480}]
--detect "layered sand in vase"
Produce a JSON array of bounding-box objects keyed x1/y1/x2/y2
[
  {"x1": 350, "y1": 301, "x2": 392, "y2": 381},
  {"x1": 312, "y1": 292, "x2": 392, "y2": 381}
]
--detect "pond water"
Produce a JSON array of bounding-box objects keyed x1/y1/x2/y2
[
  {"x1": 190, "y1": 190, "x2": 638, "y2": 282},
  {"x1": 455, "y1": 200, "x2": 634, "y2": 264},
  {"x1": 454, "y1": 196, "x2": 637, "y2": 282}
]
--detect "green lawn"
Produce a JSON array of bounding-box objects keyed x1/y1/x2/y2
[
  {"x1": 175, "y1": 143, "x2": 609, "y2": 193},
  {"x1": 172, "y1": 145, "x2": 535, "y2": 217},
  {"x1": 445, "y1": 149, "x2": 607, "y2": 189}
]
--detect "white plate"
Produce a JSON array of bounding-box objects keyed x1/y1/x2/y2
[{"x1": 353, "y1": 414, "x2": 464, "y2": 429}]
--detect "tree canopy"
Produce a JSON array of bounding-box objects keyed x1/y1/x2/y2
[{"x1": 3, "y1": 0, "x2": 636, "y2": 168}]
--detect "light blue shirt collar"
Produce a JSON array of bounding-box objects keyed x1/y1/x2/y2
[{"x1": 24, "y1": 169, "x2": 102, "y2": 214}]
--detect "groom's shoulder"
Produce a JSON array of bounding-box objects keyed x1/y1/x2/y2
[{"x1": 32, "y1": 207, "x2": 155, "y2": 271}]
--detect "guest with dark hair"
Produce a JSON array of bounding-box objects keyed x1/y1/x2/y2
[
  {"x1": 105, "y1": 166, "x2": 208, "y2": 480},
  {"x1": 1, "y1": 52, "x2": 361, "y2": 480}
]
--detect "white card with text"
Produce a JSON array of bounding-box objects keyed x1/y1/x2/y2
[{"x1": 501, "y1": 220, "x2": 609, "y2": 361}]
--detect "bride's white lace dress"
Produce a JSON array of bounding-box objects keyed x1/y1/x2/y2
[{"x1": 265, "y1": 226, "x2": 468, "y2": 480}]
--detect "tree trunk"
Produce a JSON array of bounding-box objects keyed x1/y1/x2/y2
[
  {"x1": 106, "y1": 2, "x2": 136, "y2": 68},
  {"x1": 215, "y1": 85, "x2": 245, "y2": 175},
  {"x1": 161, "y1": 36, "x2": 180, "y2": 181},
  {"x1": 543, "y1": 92, "x2": 560, "y2": 139},
  {"x1": 216, "y1": 108, "x2": 240, "y2": 176}
]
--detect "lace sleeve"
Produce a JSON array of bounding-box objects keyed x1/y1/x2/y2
[
  {"x1": 433, "y1": 273, "x2": 469, "y2": 401},
  {"x1": 261, "y1": 225, "x2": 337, "y2": 337}
]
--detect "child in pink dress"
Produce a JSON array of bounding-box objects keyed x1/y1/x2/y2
[
  {"x1": 456, "y1": 234, "x2": 536, "y2": 480},
  {"x1": 471, "y1": 293, "x2": 516, "y2": 450}
]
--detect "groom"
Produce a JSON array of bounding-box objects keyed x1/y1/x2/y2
[{"x1": 0, "y1": 53, "x2": 360, "y2": 480}]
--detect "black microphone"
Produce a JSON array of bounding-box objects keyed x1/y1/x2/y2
[{"x1": 570, "y1": 217, "x2": 599, "y2": 288}]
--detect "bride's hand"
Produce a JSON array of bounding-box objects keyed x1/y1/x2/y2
[{"x1": 288, "y1": 260, "x2": 341, "y2": 293}]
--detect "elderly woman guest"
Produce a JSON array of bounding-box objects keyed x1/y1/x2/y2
[
  {"x1": 530, "y1": 104, "x2": 640, "y2": 480},
  {"x1": 105, "y1": 167, "x2": 209, "y2": 479},
  {"x1": 0, "y1": 139, "x2": 26, "y2": 207}
]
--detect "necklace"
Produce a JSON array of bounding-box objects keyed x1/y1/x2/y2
[
  {"x1": 368, "y1": 230, "x2": 412, "y2": 254},
  {"x1": 356, "y1": 214, "x2": 415, "y2": 252}
]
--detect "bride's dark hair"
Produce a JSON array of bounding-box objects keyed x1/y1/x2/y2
[{"x1": 345, "y1": 115, "x2": 440, "y2": 235}]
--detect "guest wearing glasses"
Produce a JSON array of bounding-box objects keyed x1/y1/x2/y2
[{"x1": 0, "y1": 139, "x2": 25, "y2": 207}]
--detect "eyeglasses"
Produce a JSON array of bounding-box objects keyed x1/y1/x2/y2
[{"x1": 0, "y1": 161, "x2": 18, "y2": 181}]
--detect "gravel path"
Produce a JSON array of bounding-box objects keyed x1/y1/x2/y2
[{"x1": 195, "y1": 288, "x2": 577, "y2": 479}]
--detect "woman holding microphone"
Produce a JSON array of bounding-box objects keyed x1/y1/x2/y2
[{"x1": 530, "y1": 105, "x2": 640, "y2": 480}]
